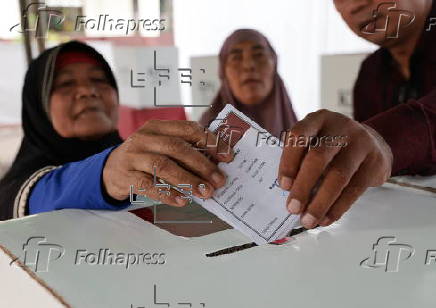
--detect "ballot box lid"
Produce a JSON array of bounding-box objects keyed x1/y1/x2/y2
[{"x1": 0, "y1": 177, "x2": 435, "y2": 308}]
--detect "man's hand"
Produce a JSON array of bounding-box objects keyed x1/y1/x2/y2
[
  {"x1": 278, "y1": 110, "x2": 393, "y2": 229},
  {"x1": 103, "y1": 120, "x2": 234, "y2": 207}
]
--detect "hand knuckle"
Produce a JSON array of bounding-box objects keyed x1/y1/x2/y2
[
  {"x1": 135, "y1": 177, "x2": 151, "y2": 192},
  {"x1": 305, "y1": 111, "x2": 319, "y2": 121},
  {"x1": 140, "y1": 119, "x2": 155, "y2": 131},
  {"x1": 329, "y1": 166, "x2": 350, "y2": 185},
  {"x1": 124, "y1": 135, "x2": 137, "y2": 151},
  {"x1": 153, "y1": 156, "x2": 172, "y2": 174},
  {"x1": 289, "y1": 125, "x2": 304, "y2": 138},
  {"x1": 355, "y1": 124, "x2": 373, "y2": 141},
  {"x1": 125, "y1": 133, "x2": 148, "y2": 152},
  {"x1": 309, "y1": 146, "x2": 329, "y2": 161},
  {"x1": 186, "y1": 121, "x2": 203, "y2": 135},
  {"x1": 316, "y1": 109, "x2": 334, "y2": 118},
  {"x1": 165, "y1": 137, "x2": 184, "y2": 153},
  {"x1": 341, "y1": 115, "x2": 355, "y2": 126}
]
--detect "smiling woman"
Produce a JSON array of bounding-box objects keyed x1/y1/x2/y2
[
  {"x1": 0, "y1": 40, "x2": 233, "y2": 221},
  {"x1": 0, "y1": 41, "x2": 126, "y2": 220},
  {"x1": 49, "y1": 52, "x2": 119, "y2": 140}
]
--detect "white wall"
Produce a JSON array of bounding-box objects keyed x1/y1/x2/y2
[
  {"x1": 0, "y1": 42, "x2": 26, "y2": 123},
  {"x1": 0, "y1": 0, "x2": 20, "y2": 40},
  {"x1": 173, "y1": 0, "x2": 378, "y2": 119}
]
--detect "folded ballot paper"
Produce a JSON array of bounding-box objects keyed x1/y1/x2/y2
[{"x1": 194, "y1": 104, "x2": 300, "y2": 245}]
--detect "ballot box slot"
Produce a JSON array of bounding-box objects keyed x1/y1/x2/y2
[
  {"x1": 205, "y1": 227, "x2": 308, "y2": 257},
  {"x1": 205, "y1": 242, "x2": 257, "y2": 257}
]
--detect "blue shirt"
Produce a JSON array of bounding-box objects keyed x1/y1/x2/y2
[{"x1": 29, "y1": 147, "x2": 131, "y2": 215}]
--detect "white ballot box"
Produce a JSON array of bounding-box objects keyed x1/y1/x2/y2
[{"x1": 1, "y1": 177, "x2": 435, "y2": 308}]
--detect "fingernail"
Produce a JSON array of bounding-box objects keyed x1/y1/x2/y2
[
  {"x1": 287, "y1": 199, "x2": 301, "y2": 214},
  {"x1": 175, "y1": 196, "x2": 188, "y2": 206},
  {"x1": 219, "y1": 152, "x2": 234, "y2": 163},
  {"x1": 280, "y1": 176, "x2": 293, "y2": 190},
  {"x1": 211, "y1": 171, "x2": 226, "y2": 186},
  {"x1": 199, "y1": 184, "x2": 213, "y2": 198},
  {"x1": 301, "y1": 213, "x2": 317, "y2": 229}
]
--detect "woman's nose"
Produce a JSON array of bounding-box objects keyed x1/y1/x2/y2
[
  {"x1": 242, "y1": 55, "x2": 256, "y2": 71},
  {"x1": 75, "y1": 82, "x2": 99, "y2": 99}
]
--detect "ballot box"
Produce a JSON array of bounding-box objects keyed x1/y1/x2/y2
[{"x1": 1, "y1": 177, "x2": 435, "y2": 308}]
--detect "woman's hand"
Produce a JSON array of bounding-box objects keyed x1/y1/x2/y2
[
  {"x1": 103, "y1": 120, "x2": 234, "y2": 207},
  {"x1": 278, "y1": 110, "x2": 393, "y2": 229}
]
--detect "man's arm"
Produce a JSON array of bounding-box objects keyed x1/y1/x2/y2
[
  {"x1": 278, "y1": 91, "x2": 435, "y2": 229},
  {"x1": 364, "y1": 90, "x2": 436, "y2": 175}
]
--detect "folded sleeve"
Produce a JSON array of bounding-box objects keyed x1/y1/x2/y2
[
  {"x1": 363, "y1": 90, "x2": 436, "y2": 176},
  {"x1": 28, "y1": 146, "x2": 130, "y2": 215}
]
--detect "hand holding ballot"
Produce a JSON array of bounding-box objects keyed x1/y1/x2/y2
[
  {"x1": 104, "y1": 105, "x2": 393, "y2": 245},
  {"x1": 103, "y1": 120, "x2": 234, "y2": 206},
  {"x1": 279, "y1": 109, "x2": 393, "y2": 229}
]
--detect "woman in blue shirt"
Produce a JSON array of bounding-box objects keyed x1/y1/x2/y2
[{"x1": 0, "y1": 41, "x2": 232, "y2": 221}]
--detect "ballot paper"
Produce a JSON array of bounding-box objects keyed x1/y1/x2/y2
[{"x1": 194, "y1": 104, "x2": 300, "y2": 245}]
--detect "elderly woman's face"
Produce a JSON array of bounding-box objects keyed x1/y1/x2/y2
[
  {"x1": 50, "y1": 62, "x2": 118, "y2": 140},
  {"x1": 225, "y1": 40, "x2": 275, "y2": 105}
]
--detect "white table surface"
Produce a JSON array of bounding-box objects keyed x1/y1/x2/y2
[{"x1": 0, "y1": 177, "x2": 435, "y2": 308}]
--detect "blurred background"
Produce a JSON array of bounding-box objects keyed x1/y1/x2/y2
[{"x1": 0, "y1": 0, "x2": 378, "y2": 177}]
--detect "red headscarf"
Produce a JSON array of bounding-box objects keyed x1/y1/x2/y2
[
  {"x1": 199, "y1": 29, "x2": 298, "y2": 137},
  {"x1": 55, "y1": 51, "x2": 101, "y2": 71}
]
